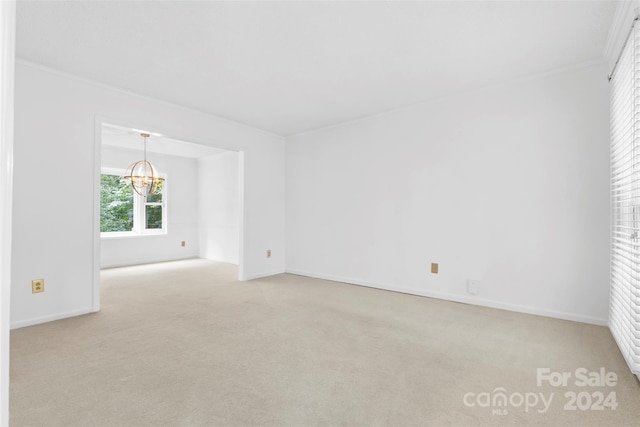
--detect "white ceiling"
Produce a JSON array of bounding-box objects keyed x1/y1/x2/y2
[
  {"x1": 102, "y1": 123, "x2": 227, "y2": 158},
  {"x1": 16, "y1": 1, "x2": 617, "y2": 136}
]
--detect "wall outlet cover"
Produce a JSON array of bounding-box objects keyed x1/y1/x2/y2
[
  {"x1": 468, "y1": 280, "x2": 480, "y2": 295},
  {"x1": 32, "y1": 279, "x2": 44, "y2": 294}
]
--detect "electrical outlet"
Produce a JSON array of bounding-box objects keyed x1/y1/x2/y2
[
  {"x1": 32, "y1": 279, "x2": 44, "y2": 294},
  {"x1": 468, "y1": 280, "x2": 480, "y2": 295},
  {"x1": 267, "y1": 249, "x2": 272, "y2": 258},
  {"x1": 431, "y1": 263, "x2": 438, "y2": 274},
  {"x1": 181, "y1": 241, "x2": 186, "y2": 247}
]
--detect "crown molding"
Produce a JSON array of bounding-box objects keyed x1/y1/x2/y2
[{"x1": 15, "y1": 58, "x2": 285, "y2": 141}]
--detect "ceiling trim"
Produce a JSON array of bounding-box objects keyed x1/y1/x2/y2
[
  {"x1": 289, "y1": 58, "x2": 607, "y2": 139},
  {"x1": 15, "y1": 58, "x2": 285, "y2": 140},
  {"x1": 17, "y1": 54, "x2": 608, "y2": 142}
]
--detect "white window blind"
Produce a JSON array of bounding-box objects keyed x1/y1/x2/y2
[{"x1": 610, "y1": 22, "x2": 640, "y2": 377}]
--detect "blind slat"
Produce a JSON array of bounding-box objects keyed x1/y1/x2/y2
[{"x1": 610, "y1": 23, "x2": 640, "y2": 377}]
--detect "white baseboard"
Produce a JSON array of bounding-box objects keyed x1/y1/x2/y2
[
  {"x1": 11, "y1": 307, "x2": 95, "y2": 330},
  {"x1": 243, "y1": 269, "x2": 286, "y2": 281},
  {"x1": 286, "y1": 269, "x2": 608, "y2": 326},
  {"x1": 205, "y1": 256, "x2": 238, "y2": 265},
  {"x1": 100, "y1": 255, "x2": 199, "y2": 269}
]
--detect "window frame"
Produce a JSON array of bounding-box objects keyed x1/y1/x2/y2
[{"x1": 100, "y1": 167, "x2": 167, "y2": 238}]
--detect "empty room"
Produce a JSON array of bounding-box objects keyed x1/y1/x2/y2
[{"x1": 1, "y1": 0, "x2": 640, "y2": 426}]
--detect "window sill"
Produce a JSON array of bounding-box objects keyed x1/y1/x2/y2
[{"x1": 101, "y1": 231, "x2": 167, "y2": 240}]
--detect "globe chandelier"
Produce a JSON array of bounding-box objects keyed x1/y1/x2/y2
[{"x1": 124, "y1": 132, "x2": 164, "y2": 197}]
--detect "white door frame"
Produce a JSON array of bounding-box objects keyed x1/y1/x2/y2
[{"x1": 0, "y1": 1, "x2": 16, "y2": 425}]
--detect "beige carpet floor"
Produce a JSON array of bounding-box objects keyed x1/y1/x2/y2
[{"x1": 9, "y1": 259, "x2": 640, "y2": 426}]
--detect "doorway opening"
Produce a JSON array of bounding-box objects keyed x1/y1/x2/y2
[{"x1": 93, "y1": 121, "x2": 245, "y2": 311}]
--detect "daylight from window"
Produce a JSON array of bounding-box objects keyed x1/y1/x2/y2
[{"x1": 100, "y1": 172, "x2": 165, "y2": 235}]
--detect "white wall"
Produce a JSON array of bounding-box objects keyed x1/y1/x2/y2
[
  {"x1": 11, "y1": 62, "x2": 286, "y2": 328},
  {"x1": 287, "y1": 63, "x2": 610, "y2": 325},
  {"x1": 198, "y1": 151, "x2": 240, "y2": 264},
  {"x1": 100, "y1": 145, "x2": 200, "y2": 268}
]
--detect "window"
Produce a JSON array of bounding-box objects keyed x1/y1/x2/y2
[
  {"x1": 100, "y1": 174, "x2": 134, "y2": 233},
  {"x1": 144, "y1": 180, "x2": 164, "y2": 229},
  {"x1": 610, "y1": 21, "x2": 640, "y2": 377},
  {"x1": 100, "y1": 168, "x2": 166, "y2": 236}
]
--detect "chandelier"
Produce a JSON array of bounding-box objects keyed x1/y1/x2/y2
[{"x1": 124, "y1": 132, "x2": 164, "y2": 197}]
